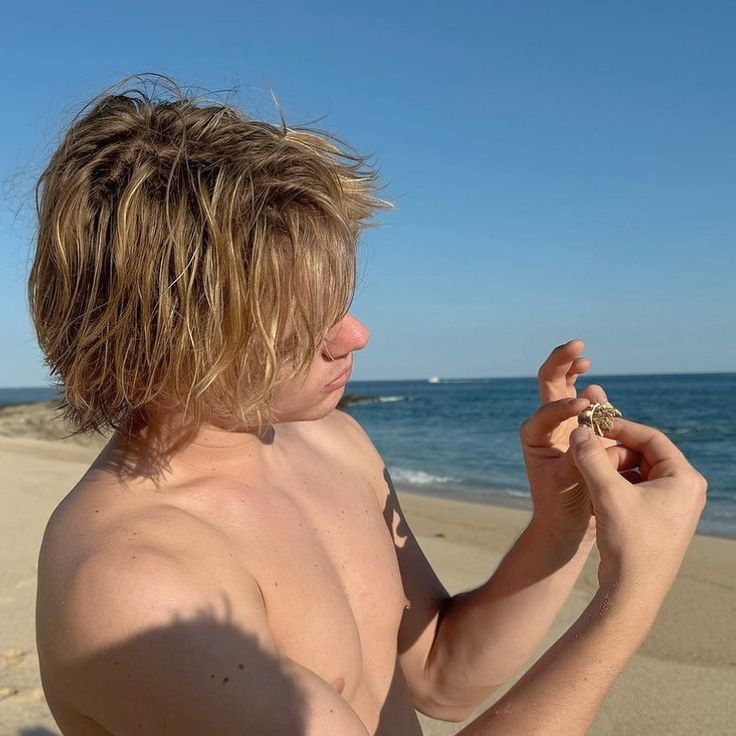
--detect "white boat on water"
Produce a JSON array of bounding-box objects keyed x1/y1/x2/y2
[{"x1": 428, "y1": 376, "x2": 441, "y2": 384}]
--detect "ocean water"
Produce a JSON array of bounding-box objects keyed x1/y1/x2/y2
[
  {"x1": 342, "y1": 373, "x2": 736, "y2": 539},
  {"x1": 2, "y1": 375, "x2": 734, "y2": 538},
  {"x1": 0, "y1": 386, "x2": 60, "y2": 405}
]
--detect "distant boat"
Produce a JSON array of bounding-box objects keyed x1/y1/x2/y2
[{"x1": 428, "y1": 376, "x2": 441, "y2": 384}]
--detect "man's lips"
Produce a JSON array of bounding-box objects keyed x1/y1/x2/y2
[{"x1": 325, "y1": 361, "x2": 353, "y2": 387}]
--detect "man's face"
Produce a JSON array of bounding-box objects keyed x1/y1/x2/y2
[{"x1": 269, "y1": 312, "x2": 370, "y2": 423}]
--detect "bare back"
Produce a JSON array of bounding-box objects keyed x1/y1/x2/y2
[{"x1": 36, "y1": 410, "x2": 423, "y2": 735}]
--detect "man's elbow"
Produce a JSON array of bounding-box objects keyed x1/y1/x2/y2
[
  {"x1": 411, "y1": 676, "x2": 501, "y2": 723},
  {"x1": 413, "y1": 693, "x2": 478, "y2": 723},
  {"x1": 405, "y1": 626, "x2": 507, "y2": 722}
]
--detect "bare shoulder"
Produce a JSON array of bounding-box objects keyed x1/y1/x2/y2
[
  {"x1": 330, "y1": 407, "x2": 370, "y2": 435},
  {"x1": 36, "y1": 489, "x2": 227, "y2": 663},
  {"x1": 321, "y1": 408, "x2": 384, "y2": 466},
  {"x1": 36, "y1": 495, "x2": 277, "y2": 732},
  {"x1": 323, "y1": 409, "x2": 390, "y2": 502},
  {"x1": 285, "y1": 409, "x2": 384, "y2": 479},
  {"x1": 39, "y1": 531, "x2": 315, "y2": 735},
  {"x1": 45, "y1": 535, "x2": 223, "y2": 659}
]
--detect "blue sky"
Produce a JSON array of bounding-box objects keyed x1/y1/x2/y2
[{"x1": 1, "y1": 0, "x2": 734, "y2": 384}]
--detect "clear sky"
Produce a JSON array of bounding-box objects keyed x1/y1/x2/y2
[{"x1": 1, "y1": 0, "x2": 734, "y2": 385}]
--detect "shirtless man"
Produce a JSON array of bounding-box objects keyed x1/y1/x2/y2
[{"x1": 31, "y1": 77, "x2": 706, "y2": 735}]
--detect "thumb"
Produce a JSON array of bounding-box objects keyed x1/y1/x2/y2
[{"x1": 569, "y1": 426, "x2": 620, "y2": 495}]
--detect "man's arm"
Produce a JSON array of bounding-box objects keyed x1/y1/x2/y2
[
  {"x1": 418, "y1": 496, "x2": 596, "y2": 721},
  {"x1": 454, "y1": 417, "x2": 708, "y2": 734},
  {"x1": 455, "y1": 581, "x2": 660, "y2": 735},
  {"x1": 335, "y1": 409, "x2": 595, "y2": 721},
  {"x1": 384, "y1": 467, "x2": 595, "y2": 721},
  {"x1": 336, "y1": 409, "x2": 705, "y2": 735}
]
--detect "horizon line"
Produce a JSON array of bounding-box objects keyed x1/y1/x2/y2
[{"x1": 2, "y1": 368, "x2": 735, "y2": 390}]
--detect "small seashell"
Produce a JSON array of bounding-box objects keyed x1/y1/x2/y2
[{"x1": 578, "y1": 401, "x2": 623, "y2": 436}]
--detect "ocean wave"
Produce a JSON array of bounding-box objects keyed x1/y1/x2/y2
[
  {"x1": 440, "y1": 380, "x2": 478, "y2": 384},
  {"x1": 389, "y1": 467, "x2": 459, "y2": 485},
  {"x1": 347, "y1": 395, "x2": 407, "y2": 405}
]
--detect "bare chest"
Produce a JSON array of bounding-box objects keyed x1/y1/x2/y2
[
  {"x1": 228, "y1": 472, "x2": 410, "y2": 712},
  {"x1": 48, "y1": 430, "x2": 420, "y2": 734}
]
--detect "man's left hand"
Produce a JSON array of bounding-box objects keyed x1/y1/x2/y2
[{"x1": 520, "y1": 339, "x2": 635, "y2": 535}]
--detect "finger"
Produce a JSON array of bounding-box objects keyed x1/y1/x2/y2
[
  {"x1": 640, "y1": 454, "x2": 652, "y2": 479},
  {"x1": 565, "y1": 357, "x2": 590, "y2": 389},
  {"x1": 603, "y1": 418, "x2": 688, "y2": 478},
  {"x1": 605, "y1": 444, "x2": 641, "y2": 472},
  {"x1": 521, "y1": 397, "x2": 590, "y2": 446},
  {"x1": 569, "y1": 426, "x2": 621, "y2": 493},
  {"x1": 579, "y1": 383, "x2": 608, "y2": 405},
  {"x1": 558, "y1": 441, "x2": 639, "y2": 490},
  {"x1": 538, "y1": 339, "x2": 585, "y2": 403}
]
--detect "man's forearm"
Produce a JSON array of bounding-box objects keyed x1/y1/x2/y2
[
  {"x1": 455, "y1": 582, "x2": 661, "y2": 735},
  {"x1": 425, "y1": 517, "x2": 596, "y2": 717}
]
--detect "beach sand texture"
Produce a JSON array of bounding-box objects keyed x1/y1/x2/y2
[{"x1": 1, "y1": 405, "x2": 734, "y2": 734}]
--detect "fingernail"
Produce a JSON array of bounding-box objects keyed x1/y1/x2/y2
[{"x1": 570, "y1": 427, "x2": 591, "y2": 447}]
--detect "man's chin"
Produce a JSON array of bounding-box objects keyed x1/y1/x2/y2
[{"x1": 272, "y1": 394, "x2": 344, "y2": 424}]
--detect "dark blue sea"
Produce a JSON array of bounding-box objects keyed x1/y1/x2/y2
[
  {"x1": 340, "y1": 373, "x2": 736, "y2": 540},
  {"x1": 2, "y1": 374, "x2": 734, "y2": 538}
]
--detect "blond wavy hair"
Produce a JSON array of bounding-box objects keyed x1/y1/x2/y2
[{"x1": 28, "y1": 74, "x2": 390, "y2": 437}]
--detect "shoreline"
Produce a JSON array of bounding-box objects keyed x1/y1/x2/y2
[
  {"x1": 3, "y1": 398, "x2": 735, "y2": 540},
  {"x1": 392, "y1": 482, "x2": 736, "y2": 542}
]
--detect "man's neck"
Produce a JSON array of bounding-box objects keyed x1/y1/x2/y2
[{"x1": 93, "y1": 407, "x2": 286, "y2": 488}]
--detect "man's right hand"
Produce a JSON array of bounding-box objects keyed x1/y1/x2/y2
[
  {"x1": 454, "y1": 417, "x2": 708, "y2": 736},
  {"x1": 569, "y1": 418, "x2": 707, "y2": 602}
]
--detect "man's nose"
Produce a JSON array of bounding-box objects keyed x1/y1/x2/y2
[
  {"x1": 344, "y1": 313, "x2": 370, "y2": 350},
  {"x1": 325, "y1": 313, "x2": 370, "y2": 358}
]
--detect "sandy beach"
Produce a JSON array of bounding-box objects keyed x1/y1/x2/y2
[{"x1": 1, "y1": 408, "x2": 734, "y2": 734}]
